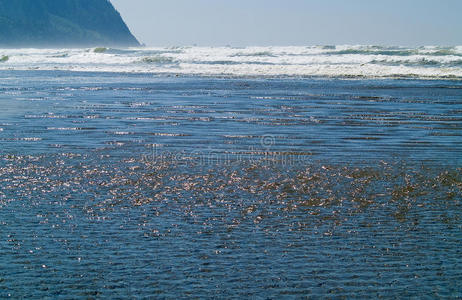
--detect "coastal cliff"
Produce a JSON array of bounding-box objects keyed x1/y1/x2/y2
[{"x1": 0, "y1": 0, "x2": 139, "y2": 47}]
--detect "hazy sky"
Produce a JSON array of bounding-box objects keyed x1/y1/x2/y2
[{"x1": 111, "y1": 0, "x2": 462, "y2": 47}]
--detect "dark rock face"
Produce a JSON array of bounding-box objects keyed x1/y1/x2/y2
[{"x1": 0, "y1": 0, "x2": 140, "y2": 47}]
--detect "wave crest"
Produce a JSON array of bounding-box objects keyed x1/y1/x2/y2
[{"x1": 0, "y1": 45, "x2": 461, "y2": 79}]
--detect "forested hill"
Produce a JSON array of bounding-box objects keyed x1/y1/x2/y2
[{"x1": 0, "y1": 0, "x2": 140, "y2": 47}]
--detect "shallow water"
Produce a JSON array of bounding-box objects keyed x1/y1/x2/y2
[{"x1": 0, "y1": 71, "x2": 461, "y2": 298}]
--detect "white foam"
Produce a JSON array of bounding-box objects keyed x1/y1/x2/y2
[{"x1": 0, "y1": 46, "x2": 461, "y2": 78}]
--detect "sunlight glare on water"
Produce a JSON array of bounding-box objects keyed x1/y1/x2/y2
[{"x1": 0, "y1": 70, "x2": 461, "y2": 298}]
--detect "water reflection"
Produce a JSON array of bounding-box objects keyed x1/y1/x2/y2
[
  {"x1": 1, "y1": 72, "x2": 461, "y2": 298},
  {"x1": 1, "y1": 153, "x2": 460, "y2": 226}
]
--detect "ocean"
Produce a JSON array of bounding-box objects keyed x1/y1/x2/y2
[
  {"x1": 1, "y1": 45, "x2": 462, "y2": 78},
  {"x1": 0, "y1": 46, "x2": 461, "y2": 298}
]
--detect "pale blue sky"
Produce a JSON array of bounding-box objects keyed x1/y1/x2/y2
[{"x1": 111, "y1": 0, "x2": 462, "y2": 47}]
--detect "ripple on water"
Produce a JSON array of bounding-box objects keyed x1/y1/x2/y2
[{"x1": 0, "y1": 74, "x2": 461, "y2": 298}]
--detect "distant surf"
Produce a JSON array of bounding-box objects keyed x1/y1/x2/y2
[{"x1": 1, "y1": 45, "x2": 462, "y2": 78}]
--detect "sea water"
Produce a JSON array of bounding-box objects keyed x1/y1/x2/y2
[
  {"x1": 0, "y1": 46, "x2": 461, "y2": 298},
  {"x1": 1, "y1": 45, "x2": 462, "y2": 78}
]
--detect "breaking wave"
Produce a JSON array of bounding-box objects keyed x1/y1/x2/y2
[
  {"x1": 140, "y1": 56, "x2": 176, "y2": 64},
  {"x1": 0, "y1": 45, "x2": 461, "y2": 78}
]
